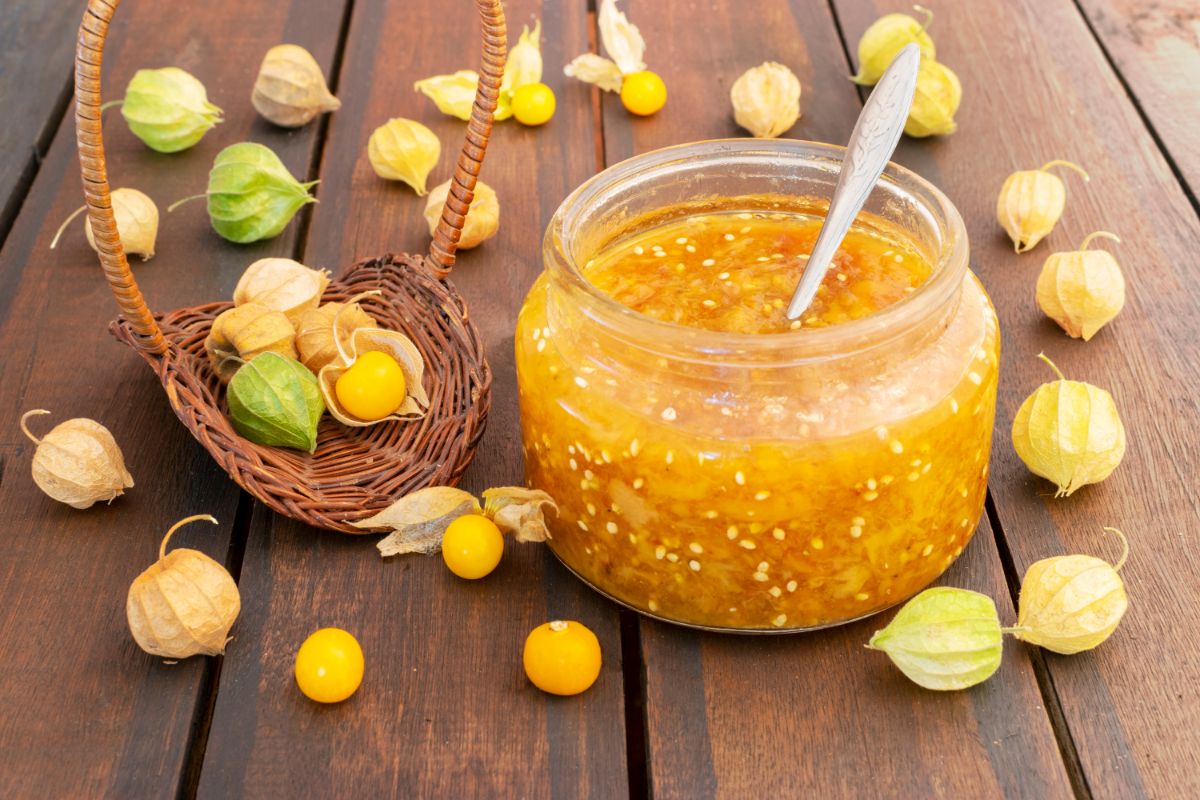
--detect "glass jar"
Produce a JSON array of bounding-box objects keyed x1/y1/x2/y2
[{"x1": 516, "y1": 140, "x2": 999, "y2": 632}]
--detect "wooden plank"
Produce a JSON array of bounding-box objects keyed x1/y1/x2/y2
[
  {"x1": 834, "y1": 0, "x2": 1200, "y2": 797},
  {"x1": 601, "y1": 1, "x2": 1076, "y2": 797},
  {"x1": 0, "y1": 0, "x2": 349, "y2": 795},
  {"x1": 0, "y1": 0, "x2": 78, "y2": 239},
  {"x1": 197, "y1": 1, "x2": 630, "y2": 797},
  {"x1": 1076, "y1": 0, "x2": 1200, "y2": 197}
]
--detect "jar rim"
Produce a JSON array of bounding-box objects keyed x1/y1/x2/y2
[{"x1": 544, "y1": 139, "x2": 970, "y2": 363}]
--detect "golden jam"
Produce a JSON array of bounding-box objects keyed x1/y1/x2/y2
[{"x1": 517, "y1": 203, "x2": 999, "y2": 631}]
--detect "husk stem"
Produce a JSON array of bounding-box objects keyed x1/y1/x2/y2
[
  {"x1": 99, "y1": 99, "x2": 124, "y2": 112},
  {"x1": 331, "y1": 290, "x2": 382, "y2": 366},
  {"x1": 49, "y1": 205, "x2": 88, "y2": 250},
  {"x1": 1079, "y1": 231, "x2": 1121, "y2": 251},
  {"x1": 1001, "y1": 626, "x2": 1031, "y2": 635},
  {"x1": 1037, "y1": 352, "x2": 1067, "y2": 382},
  {"x1": 19, "y1": 409, "x2": 51, "y2": 445},
  {"x1": 167, "y1": 194, "x2": 208, "y2": 213},
  {"x1": 159, "y1": 514, "x2": 218, "y2": 560},
  {"x1": 1040, "y1": 160, "x2": 1090, "y2": 182},
  {"x1": 912, "y1": 4, "x2": 934, "y2": 34},
  {"x1": 1103, "y1": 527, "x2": 1130, "y2": 572}
]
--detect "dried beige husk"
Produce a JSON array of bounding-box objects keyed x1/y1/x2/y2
[
  {"x1": 252, "y1": 44, "x2": 341, "y2": 128},
  {"x1": 730, "y1": 62, "x2": 801, "y2": 138},
  {"x1": 904, "y1": 59, "x2": 961, "y2": 138},
  {"x1": 20, "y1": 410, "x2": 133, "y2": 509},
  {"x1": 997, "y1": 160, "x2": 1090, "y2": 253},
  {"x1": 1014, "y1": 528, "x2": 1129, "y2": 654},
  {"x1": 233, "y1": 257, "x2": 330, "y2": 324},
  {"x1": 564, "y1": 0, "x2": 646, "y2": 92},
  {"x1": 126, "y1": 515, "x2": 240, "y2": 659},
  {"x1": 204, "y1": 302, "x2": 297, "y2": 384},
  {"x1": 367, "y1": 118, "x2": 441, "y2": 195},
  {"x1": 423, "y1": 178, "x2": 499, "y2": 249},
  {"x1": 295, "y1": 301, "x2": 376, "y2": 373},
  {"x1": 1036, "y1": 231, "x2": 1125, "y2": 341},
  {"x1": 1011, "y1": 354, "x2": 1126, "y2": 497},
  {"x1": 482, "y1": 487, "x2": 558, "y2": 542},
  {"x1": 50, "y1": 187, "x2": 159, "y2": 261}
]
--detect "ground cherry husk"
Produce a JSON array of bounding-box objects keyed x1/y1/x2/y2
[
  {"x1": 1036, "y1": 231, "x2": 1125, "y2": 341},
  {"x1": 523, "y1": 620, "x2": 602, "y2": 696},
  {"x1": 512, "y1": 82, "x2": 556, "y2": 126},
  {"x1": 852, "y1": 5, "x2": 936, "y2": 86},
  {"x1": 20, "y1": 410, "x2": 133, "y2": 509},
  {"x1": 620, "y1": 70, "x2": 667, "y2": 116},
  {"x1": 905, "y1": 59, "x2": 960, "y2": 138},
  {"x1": 997, "y1": 160, "x2": 1090, "y2": 253},
  {"x1": 334, "y1": 350, "x2": 408, "y2": 422},
  {"x1": 295, "y1": 628, "x2": 364, "y2": 703},
  {"x1": 441, "y1": 515, "x2": 504, "y2": 579}
]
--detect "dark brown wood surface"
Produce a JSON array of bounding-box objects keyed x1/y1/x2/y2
[{"x1": 0, "y1": 0, "x2": 1197, "y2": 797}]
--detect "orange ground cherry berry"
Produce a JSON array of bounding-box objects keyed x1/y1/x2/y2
[
  {"x1": 619, "y1": 70, "x2": 667, "y2": 116},
  {"x1": 511, "y1": 82, "x2": 556, "y2": 126},
  {"x1": 334, "y1": 350, "x2": 407, "y2": 421},
  {"x1": 441, "y1": 514, "x2": 504, "y2": 579},
  {"x1": 522, "y1": 620, "x2": 602, "y2": 696},
  {"x1": 294, "y1": 628, "x2": 364, "y2": 703}
]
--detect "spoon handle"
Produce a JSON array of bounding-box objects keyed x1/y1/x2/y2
[{"x1": 786, "y1": 44, "x2": 922, "y2": 320}]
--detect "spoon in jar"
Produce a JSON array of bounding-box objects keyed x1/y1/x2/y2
[{"x1": 785, "y1": 44, "x2": 922, "y2": 320}]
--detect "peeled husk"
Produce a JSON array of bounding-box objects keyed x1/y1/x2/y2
[
  {"x1": 904, "y1": 59, "x2": 960, "y2": 138},
  {"x1": 295, "y1": 301, "x2": 376, "y2": 373},
  {"x1": 204, "y1": 302, "x2": 297, "y2": 383},
  {"x1": 730, "y1": 62, "x2": 801, "y2": 139},
  {"x1": 50, "y1": 187, "x2": 159, "y2": 262},
  {"x1": 127, "y1": 515, "x2": 240, "y2": 659},
  {"x1": 1014, "y1": 528, "x2": 1129, "y2": 655},
  {"x1": 367, "y1": 118, "x2": 441, "y2": 195},
  {"x1": 20, "y1": 410, "x2": 133, "y2": 509},
  {"x1": 252, "y1": 44, "x2": 341, "y2": 128},
  {"x1": 233, "y1": 257, "x2": 330, "y2": 324},
  {"x1": 564, "y1": 0, "x2": 646, "y2": 92},
  {"x1": 482, "y1": 487, "x2": 558, "y2": 543},
  {"x1": 852, "y1": 6, "x2": 936, "y2": 85},
  {"x1": 1011, "y1": 354, "x2": 1126, "y2": 497},
  {"x1": 997, "y1": 160, "x2": 1090, "y2": 253},
  {"x1": 1036, "y1": 231, "x2": 1125, "y2": 341},
  {"x1": 423, "y1": 178, "x2": 499, "y2": 250},
  {"x1": 867, "y1": 587, "x2": 1003, "y2": 691}
]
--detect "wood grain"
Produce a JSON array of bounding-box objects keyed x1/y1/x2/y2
[
  {"x1": 834, "y1": 0, "x2": 1200, "y2": 796},
  {"x1": 196, "y1": 1, "x2": 630, "y2": 796},
  {"x1": 0, "y1": 0, "x2": 348, "y2": 795},
  {"x1": 0, "y1": 0, "x2": 78, "y2": 239},
  {"x1": 1076, "y1": 0, "x2": 1200, "y2": 195},
  {"x1": 603, "y1": 1, "x2": 1074, "y2": 797}
]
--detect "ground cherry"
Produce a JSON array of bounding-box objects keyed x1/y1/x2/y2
[
  {"x1": 523, "y1": 620, "x2": 602, "y2": 696},
  {"x1": 294, "y1": 628, "x2": 364, "y2": 704},
  {"x1": 334, "y1": 350, "x2": 407, "y2": 421},
  {"x1": 511, "y1": 82, "x2": 556, "y2": 126},
  {"x1": 619, "y1": 71, "x2": 667, "y2": 116},
  {"x1": 441, "y1": 514, "x2": 504, "y2": 579}
]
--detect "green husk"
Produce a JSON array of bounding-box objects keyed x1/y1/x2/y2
[
  {"x1": 226, "y1": 352, "x2": 323, "y2": 452},
  {"x1": 119, "y1": 67, "x2": 223, "y2": 153}
]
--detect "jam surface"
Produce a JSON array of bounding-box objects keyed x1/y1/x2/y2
[{"x1": 517, "y1": 202, "x2": 999, "y2": 630}]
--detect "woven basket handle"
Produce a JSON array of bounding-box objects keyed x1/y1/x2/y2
[
  {"x1": 76, "y1": 0, "x2": 166, "y2": 354},
  {"x1": 426, "y1": 0, "x2": 507, "y2": 279}
]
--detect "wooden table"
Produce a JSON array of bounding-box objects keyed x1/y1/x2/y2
[{"x1": 1, "y1": 0, "x2": 1197, "y2": 797}]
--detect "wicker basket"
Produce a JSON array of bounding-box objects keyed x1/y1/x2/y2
[{"x1": 74, "y1": 0, "x2": 504, "y2": 533}]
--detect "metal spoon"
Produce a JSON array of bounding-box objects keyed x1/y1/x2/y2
[{"x1": 786, "y1": 44, "x2": 922, "y2": 320}]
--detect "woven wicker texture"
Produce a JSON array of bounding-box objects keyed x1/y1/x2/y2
[{"x1": 74, "y1": 0, "x2": 503, "y2": 533}]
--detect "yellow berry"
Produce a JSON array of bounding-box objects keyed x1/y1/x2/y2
[
  {"x1": 620, "y1": 71, "x2": 667, "y2": 116},
  {"x1": 442, "y1": 514, "x2": 504, "y2": 579},
  {"x1": 334, "y1": 350, "x2": 407, "y2": 421},
  {"x1": 512, "y1": 82, "x2": 556, "y2": 126},
  {"x1": 523, "y1": 620, "x2": 602, "y2": 696},
  {"x1": 294, "y1": 628, "x2": 364, "y2": 703}
]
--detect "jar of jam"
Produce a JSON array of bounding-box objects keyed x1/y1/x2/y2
[{"x1": 516, "y1": 140, "x2": 998, "y2": 632}]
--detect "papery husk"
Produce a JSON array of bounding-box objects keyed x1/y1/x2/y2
[
  {"x1": 317, "y1": 299, "x2": 429, "y2": 427},
  {"x1": 360, "y1": 487, "x2": 482, "y2": 555},
  {"x1": 1014, "y1": 528, "x2": 1129, "y2": 654},
  {"x1": 227, "y1": 353, "x2": 324, "y2": 453},
  {"x1": 423, "y1": 179, "x2": 499, "y2": 250},
  {"x1": 233, "y1": 257, "x2": 330, "y2": 324},
  {"x1": 120, "y1": 67, "x2": 224, "y2": 153},
  {"x1": 367, "y1": 118, "x2": 441, "y2": 195},
  {"x1": 563, "y1": 53, "x2": 624, "y2": 93},
  {"x1": 1011, "y1": 355, "x2": 1125, "y2": 497},
  {"x1": 20, "y1": 410, "x2": 134, "y2": 509},
  {"x1": 482, "y1": 487, "x2": 558, "y2": 543},
  {"x1": 1036, "y1": 232, "x2": 1125, "y2": 341},
  {"x1": 414, "y1": 70, "x2": 514, "y2": 121},
  {"x1": 204, "y1": 302, "x2": 297, "y2": 384},
  {"x1": 295, "y1": 301, "x2": 376, "y2": 373},
  {"x1": 597, "y1": 0, "x2": 646, "y2": 76},
  {"x1": 852, "y1": 6, "x2": 936, "y2": 86},
  {"x1": 904, "y1": 59, "x2": 961, "y2": 138},
  {"x1": 997, "y1": 160, "x2": 1090, "y2": 253},
  {"x1": 867, "y1": 587, "x2": 1003, "y2": 691},
  {"x1": 730, "y1": 62, "x2": 801, "y2": 139},
  {"x1": 504, "y1": 21, "x2": 544, "y2": 94},
  {"x1": 252, "y1": 44, "x2": 341, "y2": 128},
  {"x1": 126, "y1": 515, "x2": 240, "y2": 659},
  {"x1": 198, "y1": 142, "x2": 318, "y2": 243},
  {"x1": 51, "y1": 187, "x2": 159, "y2": 262}
]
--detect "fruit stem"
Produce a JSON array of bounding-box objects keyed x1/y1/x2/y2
[
  {"x1": 1036, "y1": 352, "x2": 1067, "y2": 382},
  {"x1": 160, "y1": 514, "x2": 218, "y2": 560},
  {"x1": 1103, "y1": 527, "x2": 1130, "y2": 572},
  {"x1": 913, "y1": 4, "x2": 934, "y2": 34},
  {"x1": 1040, "y1": 160, "x2": 1090, "y2": 182},
  {"x1": 99, "y1": 99, "x2": 123, "y2": 112},
  {"x1": 19, "y1": 409, "x2": 51, "y2": 445},
  {"x1": 49, "y1": 205, "x2": 88, "y2": 250},
  {"x1": 167, "y1": 194, "x2": 208, "y2": 213},
  {"x1": 1079, "y1": 231, "x2": 1121, "y2": 252}
]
